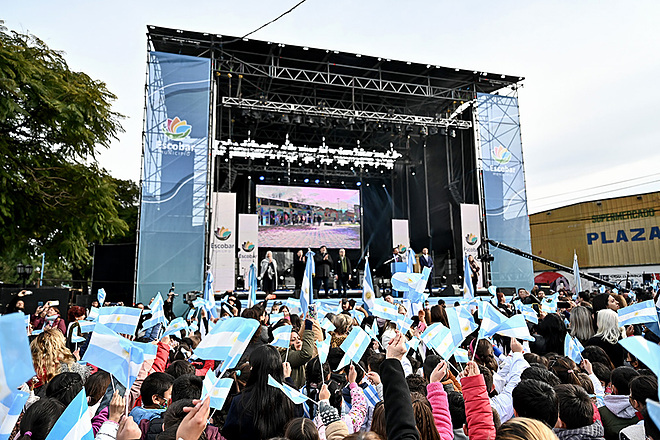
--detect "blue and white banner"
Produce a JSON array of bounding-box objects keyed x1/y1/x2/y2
[
  {"x1": 210, "y1": 192, "x2": 237, "y2": 292},
  {"x1": 136, "y1": 52, "x2": 211, "y2": 315},
  {"x1": 237, "y1": 214, "x2": 259, "y2": 280}
]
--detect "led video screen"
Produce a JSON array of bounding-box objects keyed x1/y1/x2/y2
[{"x1": 256, "y1": 185, "x2": 361, "y2": 249}]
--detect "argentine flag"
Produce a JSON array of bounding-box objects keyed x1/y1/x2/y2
[
  {"x1": 320, "y1": 316, "x2": 336, "y2": 332},
  {"x1": 491, "y1": 314, "x2": 535, "y2": 341},
  {"x1": 203, "y1": 270, "x2": 218, "y2": 319},
  {"x1": 268, "y1": 375, "x2": 311, "y2": 404},
  {"x1": 194, "y1": 317, "x2": 260, "y2": 372},
  {"x1": 201, "y1": 371, "x2": 234, "y2": 411},
  {"x1": 518, "y1": 304, "x2": 539, "y2": 324},
  {"x1": 336, "y1": 327, "x2": 371, "y2": 370},
  {"x1": 564, "y1": 334, "x2": 584, "y2": 363},
  {"x1": 572, "y1": 252, "x2": 582, "y2": 295},
  {"x1": 44, "y1": 389, "x2": 93, "y2": 440},
  {"x1": 142, "y1": 293, "x2": 166, "y2": 330},
  {"x1": 421, "y1": 323, "x2": 455, "y2": 359},
  {"x1": 541, "y1": 293, "x2": 558, "y2": 314},
  {"x1": 446, "y1": 306, "x2": 478, "y2": 346},
  {"x1": 462, "y1": 254, "x2": 475, "y2": 299},
  {"x1": 161, "y1": 317, "x2": 189, "y2": 339},
  {"x1": 453, "y1": 348, "x2": 470, "y2": 364},
  {"x1": 478, "y1": 302, "x2": 507, "y2": 340},
  {"x1": 77, "y1": 321, "x2": 96, "y2": 334},
  {"x1": 81, "y1": 323, "x2": 144, "y2": 389},
  {"x1": 362, "y1": 256, "x2": 376, "y2": 310},
  {"x1": 247, "y1": 263, "x2": 258, "y2": 309},
  {"x1": 316, "y1": 333, "x2": 332, "y2": 364},
  {"x1": 97, "y1": 288, "x2": 106, "y2": 306},
  {"x1": 97, "y1": 306, "x2": 142, "y2": 336},
  {"x1": 285, "y1": 298, "x2": 302, "y2": 315},
  {"x1": 132, "y1": 341, "x2": 158, "y2": 362},
  {"x1": 300, "y1": 250, "x2": 315, "y2": 317},
  {"x1": 0, "y1": 390, "x2": 29, "y2": 440},
  {"x1": 363, "y1": 383, "x2": 381, "y2": 407},
  {"x1": 617, "y1": 300, "x2": 659, "y2": 326},
  {"x1": 86, "y1": 307, "x2": 99, "y2": 322},
  {"x1": 371, "y1": 298, "x2": 400, "y2": 322},
  {"x1": 271, "y1": 325, "x2": 292, "y2": 349},
  {"x1": 0, "y1": 313, "x2": 36, "y2": 400},
  {"x1": 619, "y1": 336, "x2": 660, "y2": 379},
  {"x1": 406, "y1": 336, "x2": 421, "y2": 352},
  {"x1": 396, "y1": 316, "x2": 413, "y2": 333}
]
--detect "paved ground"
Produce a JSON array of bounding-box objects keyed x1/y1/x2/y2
[{"x1": 259, "y1": 223, "x2": 360, "y2": 248}]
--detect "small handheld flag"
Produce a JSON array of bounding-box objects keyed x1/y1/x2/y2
[
  {"x1": 316, "y1": 333, "x2": 332, "y2": 365},
  {"x1": 320, "y1": 316, "x2": 336, "y2": 332},
  {"x1": 271, "y1": 325, "x2": 293, "y2": 349},
  {"x1": 362, "y1": 256, "x2": 376, "y2": 310},
  {"x1": 564, "y1": 334, "x2": 584, "y2": 363},
  {"x1": 0, "y1": 390, "x2": 29, "y2": 439},
  {"x1": 617, "y1": 300, "x2": 659, "y2": 327},
  {"x1": 201, "y1": 370, "x2": 234, "y2": 411},
  {"x1": 336, "y1": 327, "x2": 371, "y2": 370},
  {"x1": 300, "y1": 250, "x2": 316, "y2": 317},
  {"x1": 97, "y1": 306, "x2": 142, "y2": 336},
  {"x1": 161, "y1": 317, "x2": 189, "y2": 339},
  {"x1": 0, "y1": 313, "x2": 36, "y2": 400},
  {"x1": 142, "y1": 293, "x2": 166, "y2": 330},
  {"x1": 44, "y1": 389, "x2": 93, "y2": 440},
  {"x1": 268, "y1": 375, "x2": 312, "y2": 404},
  {"x1": 97, "y1": 288, "x2": 107, "y2": 306},
  {"x1": 463, "y1": 254, "x2": 475, "y2": 299}
]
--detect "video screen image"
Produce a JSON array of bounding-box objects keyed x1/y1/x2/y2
[{"x1": 256, "y1": 185, "x2": 361, "y2": 249}]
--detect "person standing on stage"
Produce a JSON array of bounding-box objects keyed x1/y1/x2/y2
[
  {"x1": 467, "y1": 254, "x2": 480, "y2": 293},
  {"x1": 419, "y1": 247, "x2": 434, "y2": 293},
  {"x1": 392, "y1": 246, "x2": 404, "y2": 262},
  {"x1": 260, "y1": 251, "x2": 278, "y2": 296},
  {"x1": 334, "y1": 248, "x2": 352, "y2": 298},
  {"x1": 313, "y1": 245, "x2": 333, "y2": 298},
  {"x1": 292, "y1": 249, "x2": 306, "y2": 298}
]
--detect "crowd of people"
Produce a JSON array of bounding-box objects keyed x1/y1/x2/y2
[{"x1": 3, "y1": 284, "x2": 660, "y2": 440}]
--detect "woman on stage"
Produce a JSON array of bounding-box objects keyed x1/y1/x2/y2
[{"x1": 260, "y1": 251, "x2": 278, "y2": 296}]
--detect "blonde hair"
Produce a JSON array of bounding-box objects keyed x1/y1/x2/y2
[
  {"x1": 333, "y1": 313, "x2": 353, "y2": 335},
  {"x1": 30, "y1": 328, "x2": 75, "y2": 384},
  {"x1": 496, "y1": 417, "x2": 558, "y2": 440},
  {"x1": 594, "y1": 309, "x2": 623, "y2": 345}
]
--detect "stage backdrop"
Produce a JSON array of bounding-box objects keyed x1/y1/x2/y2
[
  {"x1": 392, "y1": 219, "x2": 410, "y2": 252},
  {"x1": 477, "y1": 93, "x2": 534, "y2": 290},
  {"x1": 136, "y1": 52, "x2": 211, "y2": 313},
  {"x1": 210, "y1": 192, "x2": 237, "y2": 292},
  {"x1": 460, "y1": 204, "x2": 483, "y2": 288},
  {"x1": 237, "y1": 214, "x2": 259, "y2": 279}
]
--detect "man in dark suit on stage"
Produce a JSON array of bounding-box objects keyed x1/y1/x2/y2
[
  {"x1": 334, "y1": 248, "x2": 352, "y2": 298},
  {"x1": 419, "y1": 247, "x2": 434, "y2": 293},
  {"x1": 314, "y1": 245, "x2": 333, "y2": 298}
]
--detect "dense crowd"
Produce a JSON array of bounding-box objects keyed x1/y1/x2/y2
[{"x1": 3, "y1": 285, "x2": 660, "y2": 440}]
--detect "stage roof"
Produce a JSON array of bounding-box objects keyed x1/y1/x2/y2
[{"x1": 147, "y1": 25, "x2": 523, "y2": 97}]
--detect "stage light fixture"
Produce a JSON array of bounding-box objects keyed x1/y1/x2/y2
[
  {"x1": 292, "y1": 115, "x2": 302, "y2": 125},
  {"x1": 248, "y1": 176, "x2": 252, "y2": 180},
  {"x1": 356, "y1": 182, "x2": 362, "y2": 186},
  {"x1": 382, "y1": 184, "x2": 386, "y2": 188},
  {"x1": 411, "y1": 167, "x2": 416, "y2": 176},
  {"x1": 280, "y1": 114, "x2": 290, "y2": 123},
  {"x1": 304, "y1": 178, "x2": 310, "y2": 183},
  {"x1": 429, "y1": 127, "x2": 439, "y2": 136},
  {"x1": 405, "y1": 125, "x2": 414, "y2": 133},
  {"x1": 450, "y1": 129, "x2": 457, "y2": 138},
  {"x1": 259, "y1": 176, "x2": 265, "y2": 181},
  {"x1": 419, "y1": 126, "x2": 428, "y2": 137},
  {"x1": 315, "y1": 179, "x2": 320, "y2": 184},
  {"x1": 440, "y1": 128, "x2": 448, "y2": 136}
]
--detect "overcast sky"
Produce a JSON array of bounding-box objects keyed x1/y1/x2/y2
[{"x1": 5, "y1": 1, "x2": 660, "y2": 213}]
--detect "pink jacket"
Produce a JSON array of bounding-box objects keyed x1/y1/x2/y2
[{"x1": 426, "y1": 382, "x2": 454, "y2": 440}]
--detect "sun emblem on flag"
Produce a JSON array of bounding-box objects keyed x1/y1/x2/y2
[
  {"x1": 634, "y1": 311, "x2": 640, "y2": 316},
  {"x1": 365, "y1": 291, "x2": 372, "y2": 299},
  {"x1": 115, "y1": 316, "x2": 122, "y2": 322}
]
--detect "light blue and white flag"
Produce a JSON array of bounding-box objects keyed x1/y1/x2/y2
[
  {"x1": 408, "y1": 267, "x2": 432, "y2": 304},
  {"x1": 648, "y1": 400, "x2": 660, "y2": 438},
  {"x1": 97, "y1": 306, "x2": 142, "y2": 336},
  {"x1": 365, "y1": 325, "x2": 378, "y2": 341},
  {"x1": 268, "y1": 375, "x2": 311, "y2": 404},
  {"x1": 201, "y1": 371, "x2": 234, "y2": 411},
  {"x1": 0, "y1": 390, "x2": 29, "y2": 440},
  {"x1": 541, "y1": 293, "x2": 558, "y2": 314},
  {"x1": 462, "y1": 254, "x2": 475, "y2": 299},
  {"x1": 599, "y1": 286, "x2": 606, "y2": 294},
  {"x1": 78, "y1": 321, "x2": 96, "y2": 334},
  {"x1": 371, "y1": 298, "x2": 400, "y2": 322},
  {"x1": 71, "y1": 334, "x2": 86, "y2": 344},
  {"x1": 396, "y1": 315, "x2": 413, "y2": 333},
  {"x1": 518, "y1": 304, "x2": 539, "y2": 324},
  {"x1": 618, "y1": 300, "x2": 659, "y2": 326},
  {"x1": 284, "y1": 298, "x2": 302, "y2": 316},
  {"x1": 453, "y1": 348, "x2": 470, "y2": 363},
  {"x1": 363, "y1": 383, "x2": 381, "y2": 407},
  {"x1": 247, "y1": 263, "x2": 258, "y2": 309},
  {"x1": 81, "y1": 323, "x2": 144, "y2": 389},
  {"x1": 194, "y1": 318, "x2": 260, "y2": 373},
  {"x1": 362, "y1": 256, "x2": 376, "y2": 310},
  {"x1": 421, "y1": 323, "x2": 455, "y2": 359},
  {"x1": 142, "y1": 293, "x2": 166, "y2": 330},
  {"x1": 203, "y1": 270, "x2": 218, "y2": 319},
  {"x1": 619, "y1": 336, "x2": 660, "y2": 378},
  {"x1": 0, "y1": 313, "x2": 36, "y2": 400},
  {"x1": 44, "y1": 389, "x2": 93, "y2": 440},
  {"x1": 97, "y1": 288, "x2": 106, "y2": 306},
  {"x1": 317, "y1": 333, "x2": 332, "y2": 364},
  {"x1": 478, "y1": 302, "x2": 507, "y2": 340},
  {"x1": 300, "y1": 250, "x2": 315, "y2": 317},
  {"x1": 446, "y1": 306, "x2": 478, "y2": 346},
  {"x1": 132, "y1": 341, "x2": 158, "y2": 362},
  {"x1": 317, "y1": 300, "x2": 341, "y2": 318},
  {"x1": 564, "y1": 334, "x2": 584, "y2": 363},
  {"x1": 336, "y1": 327, "x2": 371, "y2": 370},
  {"x1": 572, "y1": 252, "x2": 582, "y2": 295},
  {"x1": 320, "y1": 316, "x2": 336, "y2": 332},
  {"x1": 270, "y1": 313, "x2": 285, "y2": 323},
  {"x1": 161, "y1": 317, "x2": 189, "y2": 339},
  {"x1": 86, "y1": 307, "x2": 99, "y2": 322},
  {"x1": 271, "y1": 325, "x2": 292, "y2": 349},
  {"x1": 405, "y1": 336, "x2": 421, "y2": 353},
  {"x1": 490, "y1": 314, "x2": 535, "y2": 341},
  {"x1": 349, "y1": 310, "x2": 364, "y2": 324}
]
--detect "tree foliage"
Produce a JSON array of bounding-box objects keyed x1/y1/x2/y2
[{"x1": 0, "y1": 24, "x2": 129, "y2": 271}]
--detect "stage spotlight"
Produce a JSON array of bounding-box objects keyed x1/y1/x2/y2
[
  {"x1": 305, "y1": 116, "x2": 315, "y2": 126},
  {"x1": 405, "y1": 125, "x2": 414, "y2": 133},
  {"x1": 304, "y1": 178, "x2": 310, "y2": 183},
  {"x1": 419, "y1": 126, "x2": 428, "y2": 137},
  {"x1": 292, "y1": 115, "x2": 302, "y2": 125},
  {"x1": 429, "y1": 127, "x2": 439, "y2": 136},
  {"x1": 366, "y1": 183, "x2": 370, "y2": 187},
  {"x1": 382, "y1": 184, "x2": 386, "y2": 188},
  {"x1": 440, "y1": 128, "x2": 448, "y2": 136},
  {"x1": 393, "y1": 124, "x2": 402, "y2": 134},
  {"x1": 450, "y1": 129, "x2": 457, "y2": 138},
  {"x1": 356, "y1": 182, "x2": 362, "y2": 186},
  {"x1": 259, "y1": 176, "x2": 265, "y2": 181},
  {"x1": 248, "y1": 176, "x2": 252, "y2": 180},
  {"x1": 411, "y1": 167, "x2": 416, "y2": 176},
  {"x1": 315, "y1": 179, "x2": 320, "y2": 184},
  {"x1": 341, "y1": 180, "x2": 345, "y2": 184},
  {"x1": 280, "y1": 114, "x2": 290, "y2": 123}
]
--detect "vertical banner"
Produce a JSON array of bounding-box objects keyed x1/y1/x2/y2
[
  {"x1": 392, "y1": 219, "x2": 410, "y2": 252},
  {"x1": 460, "y1": 204, "x2": 483, "y2": 288},
  {"x1": 210, "y1": 192, "x2": 236, "y2": 291},
  {"x1": 237, "y1": 214, "x2": 259, "y2": 279},
  {"x1": 476, "y1": 93, "x2": 533, "y2": 289},
  {"x1": 136, "y1": 52, "x2": 211, "y2": 314}
]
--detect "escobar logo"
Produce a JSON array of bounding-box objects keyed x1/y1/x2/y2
[
  {"x1": 488, "y1": 145, "x2": 515, "y2": 174},
  {"x1": 465, "y1": 234, "x2": 478, "y2": 245},
  {"x1": 241, "y1": 241, "x2": 256, "y2": 252},
  {"x1": 163, "y1": 117, "x2": 192, "y2": 140},
  {"x1": 215, "y1": 227, "x2": 232, "y2": 241}
]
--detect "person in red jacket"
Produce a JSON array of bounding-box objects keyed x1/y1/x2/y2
[{"x1": 460, "y1": 361, "x2": 497, "y2": 440}]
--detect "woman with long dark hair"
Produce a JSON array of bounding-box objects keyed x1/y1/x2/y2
[
  {"x1": 531, "y1": 313, "x2": 567, "y2": 355},
  {"x1": 223, "y1": 345, "x2": 300, "y2": 440}
]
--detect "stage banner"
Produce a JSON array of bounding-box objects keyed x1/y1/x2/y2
[
  {"x1": 392, "y1": 219, "x2": 410, "y2": 253},
  {"x1": 476, "y1": 93, "x2": 534, "y2": 289},
  {"x1": 136, "y1": 52, "x2": 211, "y2": 314},
  {"x1": 460, "y1": 204, "x2": 483, "y2": 288},
  {"x1": 210, "y1": 192, "x2": 237, "y2": 291},
  {"x1": 237, "y1": 214, "x2": 259, "y2": 279}
]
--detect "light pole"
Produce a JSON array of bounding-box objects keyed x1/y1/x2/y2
[{"x1": 16, "y1": 262, "x2": 33, "y2": 288}]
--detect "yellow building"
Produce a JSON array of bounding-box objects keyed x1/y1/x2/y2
[{"x1": 530, "y1": 191, "x2": 660, "y2": 287}]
